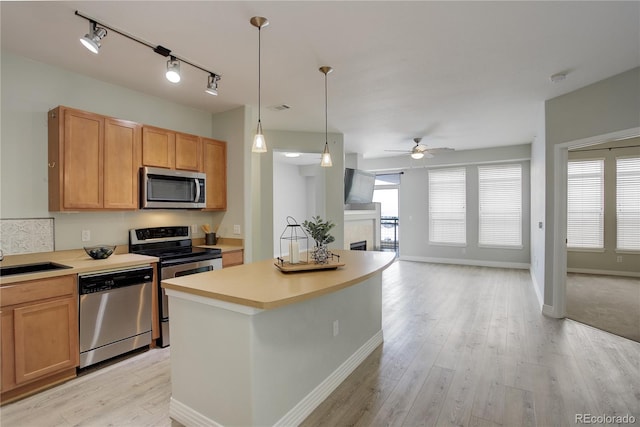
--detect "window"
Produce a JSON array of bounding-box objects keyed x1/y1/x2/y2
[
  {"x1": 478, "y1": 164, "x2": 522, "y2": 247},
  {"x1": 616, "y1": 157, "x2": 640, "y2": 251},
  {"x1": 428, "y1": 168, "x2": 466, "y2": 245},
  {"x1": 567, "y1": 159, "x2": 604, "y2": 249}
]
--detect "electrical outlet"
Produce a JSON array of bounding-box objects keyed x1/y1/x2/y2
[
  {"x1": 616, "y1": 255, "x2": 623, "y2": 263},
  {"x1": 333, "y1": 320, "x2": 339, "y2": 337},
  {"x1": 233, "y1": 224, "x2": 241, "y2": 235},
  {"x1": 81, "y1": 230, "x2": 91, "y2": 242}
]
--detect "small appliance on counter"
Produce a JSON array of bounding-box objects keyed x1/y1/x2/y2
[{"x1": 129, "y1": 226, "x2": 222, "y2": 347}]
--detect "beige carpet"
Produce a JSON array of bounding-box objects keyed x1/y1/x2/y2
[{"x1": 566, "y1": 273, "x2": 640, "y2": 342}]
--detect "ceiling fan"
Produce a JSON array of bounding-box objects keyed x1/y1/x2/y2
[{"x1": 385, "y1": 138, "x2": 454, "y2": 159}]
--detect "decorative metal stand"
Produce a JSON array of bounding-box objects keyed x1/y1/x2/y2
[{"x1": 276, "y1": 216, "x2": 308, "y2": 266}]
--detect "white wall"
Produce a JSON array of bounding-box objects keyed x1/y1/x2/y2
[
  {"x1": 543, "y1": 66, "x2": 640, "y2": 310},
  {"x1": 252, "y1": 130, "x2": 344, "y2": 262},
  {"x1": 530, "y1": 103, "x2": 547, "y2": 306},
  {"x1": 361, "y1": 144, "x2": 532, "y2": 267},
  {"x1": 0, "y1": 51, "x2": 242, "y2": 250},
  {"x1": 273, "y1": 161, "x2": 310, "y2": 257}
]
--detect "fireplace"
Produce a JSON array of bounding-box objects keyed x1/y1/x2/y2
[{"x1": 350, "y1": 240, "x2": 367, "y2": 251}]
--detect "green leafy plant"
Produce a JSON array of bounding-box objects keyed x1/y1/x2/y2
[{"x1": 302, "y1": 216, "x2": 335, "y2": 246}]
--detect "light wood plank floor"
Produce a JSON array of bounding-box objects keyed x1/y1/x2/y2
[{"x1": 1, "y1": 261, "x2": 638, "y2": 426}]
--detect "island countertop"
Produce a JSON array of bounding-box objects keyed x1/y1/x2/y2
[{"x1": 161, "y1": 249, "x2": 395, "y2": 310}]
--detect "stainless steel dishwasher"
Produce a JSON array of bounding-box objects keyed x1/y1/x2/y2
[{"x1": 79, "y1": 266, "x2": 153, "y2": 368}]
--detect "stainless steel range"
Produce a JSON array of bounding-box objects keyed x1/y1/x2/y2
[{"x1": 129, "y1": 226, "x2": 222, "y2": 347}]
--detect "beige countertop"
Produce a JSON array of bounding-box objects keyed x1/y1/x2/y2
[
  {"x1": 0, "y1": 250, "x2": 158, "y2": 285},
  {"x1": 197, "y1": 244, "x2": 243, "y2": 253},
  {"x1": 162, "y1": 249, "x2": 395, "y2": 310}
]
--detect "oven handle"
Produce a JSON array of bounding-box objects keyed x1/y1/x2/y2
[{"x1": 194, "y1": 178, "x2": 201, "y2": 202}]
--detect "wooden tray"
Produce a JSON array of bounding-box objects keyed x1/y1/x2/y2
[{"x1": 274, "y1": 259, "x2": 345, "y2": 273}]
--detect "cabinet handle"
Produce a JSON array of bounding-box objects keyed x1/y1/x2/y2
[{"x1": 48, "y1": 162, "x2": 56, "y2": 168}]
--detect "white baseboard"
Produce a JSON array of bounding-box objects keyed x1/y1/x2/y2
[
  {"x1": 529, "y1": 268, "x2": 544, "y2": 310},
  {"x1": 274, "y1": 330, "x2": 384, "y2": 427},
  {"x1": 567, "y1": 268, "x2": 640, "y2": 278},
  {"x1": 170, "y1": 397, "x2": 222, "y2": 427},
  {"x1": 542, "y1": 304, "x2": 557, "y2": 317},
  {"x1": 169, "y1": 330, "x2": 384, "y2": 427},
  {"x1": 400, "y1": 255, "x2": 530, "y2": 270}
]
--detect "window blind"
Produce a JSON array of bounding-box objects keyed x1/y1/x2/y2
[
  {"x1": 616, "y1": 157, "x2": 640, "y2": 251},
  {"x1": 428, "y1": 168, "x2": 466, "y2": 245},
  {"x1": 567, "y1": 159, "x2": 604, "y2": 249},
  {"x1": 478, "y1": 164, "x2": 522, "y2": 247}
]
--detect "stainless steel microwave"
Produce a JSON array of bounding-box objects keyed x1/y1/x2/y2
[{"x1": 141, "y1": 167, "x2": 206, "y2": 209}]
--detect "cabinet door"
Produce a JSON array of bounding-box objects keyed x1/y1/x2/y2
[
  {"x1": 202, "y1": 138, "x2": 227, "y2": 210},
  {"x1": 175, "y1": 133, "x2": 201, "y2": 171},
  {"x1": 63, "y1": 109, "x2": 104, "y2": 209},
  {"x1": 142, "y1": 126, "x2": 175, "y2": 169},
  {"x1": 13, "y1": 297, "x2": 78, "y2": 385},
  {"x1": 104, "y1": 119, "x2": 141, "y2": 209},
  {"x1": 0, "y1": 309, "x2": 15, "y2": 391}
]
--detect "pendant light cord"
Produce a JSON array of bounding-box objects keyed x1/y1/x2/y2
[
  {"x1": 324, "y1": 72, "x2": 328, "y2": 144},
  {"x1": 258, "y1": 26, "x2": 262, "y2": 125}
]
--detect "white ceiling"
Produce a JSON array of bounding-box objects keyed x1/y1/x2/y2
[{"x1": 2, "y1": 1, "x2": 638, "y2": 159}]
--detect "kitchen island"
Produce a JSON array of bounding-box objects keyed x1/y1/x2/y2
[{"x1": 161, "y1": 249, "x2": 395, "y2": 426}]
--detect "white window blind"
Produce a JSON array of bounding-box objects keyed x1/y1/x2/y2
[
  {"x1": 478, "y1": 164, "x2": 522, "y2": 247},
  {"x1": 567, "y1": 159, "x2": 604, "y2": 249},
  {"x1": 428, "y1": 168, "x2": 466, "y2": 245},
  {"x1": 616, "y1": 157, "x2": 640, "y2": 251}
]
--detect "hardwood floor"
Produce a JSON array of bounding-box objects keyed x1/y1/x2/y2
[{"x1": 1, "y1": 261, "x2": 638, "y2": 426}]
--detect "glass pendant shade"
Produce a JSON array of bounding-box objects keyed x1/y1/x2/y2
[
  {"x1": 252, "y1": 121, "x2": 267, "y2": 153},
  {"x1": 166, "y1": 58, "x2": 181, "y2": 83},
  {"x1": 320, "y1": 142, "x2": 333, "y2": 167}
]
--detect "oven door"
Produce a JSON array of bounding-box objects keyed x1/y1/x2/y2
[{"x1": 158, "y1": 258, "x2": 222, "y2": 347}]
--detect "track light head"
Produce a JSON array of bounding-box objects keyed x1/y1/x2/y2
[
  {"x1": 80, "y1": 21, "x2": 107, "y2": 54},
  {"x1": 166, "y1": 57, "x2": 181, "y2": 83},
  {"x1": 205, "y1": 73, "x2": 220, "y2": 96}
]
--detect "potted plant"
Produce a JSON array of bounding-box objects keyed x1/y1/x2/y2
[{"x1": 302, "y1": 216, "x2": 335, "y2": 264}]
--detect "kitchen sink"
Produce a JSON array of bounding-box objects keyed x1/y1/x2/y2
[{"x1": 0, "y1": 262, "x2": 72, "y2": 277}]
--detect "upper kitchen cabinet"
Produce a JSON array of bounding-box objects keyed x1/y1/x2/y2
[
  {"x1": 48, "y1": 106, "x2": 141, "y2": 211},
  {"x1": 141, "y1": 126, "x2": 201, "y2": 172},
  {"x1": 201, "y1": 137, "x2": 227, "y2": 210}
]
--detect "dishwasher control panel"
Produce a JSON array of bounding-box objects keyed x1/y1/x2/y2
[{"x1": 79, "y1": 266, "x2": 153, "y2": 295}]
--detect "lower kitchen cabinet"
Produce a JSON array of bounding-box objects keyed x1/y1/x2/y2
[
  {"x1": 222, "y1": 250, "x2": 244, "y2": 268},
  {"x1": 0, "y1": 275, "x2": 79, "y2": 403}
]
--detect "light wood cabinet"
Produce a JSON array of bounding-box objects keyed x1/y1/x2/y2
[
  {"x1": 48, "y1": 106, "x2": 141, "y2": 211},
  {"x1": 222, "y1": 250, "x2": 244, "y2": 268},
  {"x1": 201, "y1": 137, "x2": 227, "y2": 210},
  {"x1": 1, "y1": 275, "x2": 78, "y2": 403},
  {"x1": 142, "y1": 126, "x2": 201, "y2": 172}
]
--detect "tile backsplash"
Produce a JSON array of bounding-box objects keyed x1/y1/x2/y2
[{"x1": 0, "y1": 218, "x2": 55, "y2": 255}]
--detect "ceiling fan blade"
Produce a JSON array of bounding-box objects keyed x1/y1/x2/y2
[
  {"x1": 385, "y1": 149, "x2": 411, "y2": 153},
  {"x1": 428, "y1": 147, "x2": 454, "y2": 152},
  {"x1": 423, "y1": 152, "x2": 435, "y2": 158}
]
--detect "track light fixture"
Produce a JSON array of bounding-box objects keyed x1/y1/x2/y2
[
  {"x1": 250, "y1": 16, "x2": 269, "y2": 153},
  {"x1": 206, "y1": 73, "x2": 220, "y2": 96},
  {"x1": 319, "y1": 66, "x2": 334, "y2": 168},
  {"x1": 80, "y1": 20, "x2": 107, "y2": 54},
  {"x1": 166, "y1": 57, "x2": 181, "y2": 83},
  {"x1": 75, "y1": 10, "x2": 221, "y2": 95}
]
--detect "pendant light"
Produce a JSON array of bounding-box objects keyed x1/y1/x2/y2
[
  {"x1": 319, "y1": 66, "x2": 333, "y2": 167},
  {"x1": 250, "y1": 16, "x2": 269, "y2": 153}
]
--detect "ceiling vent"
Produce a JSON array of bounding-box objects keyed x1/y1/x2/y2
[{"x1": 268, "y1": 104, "x2": 291, "y2": 111}]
